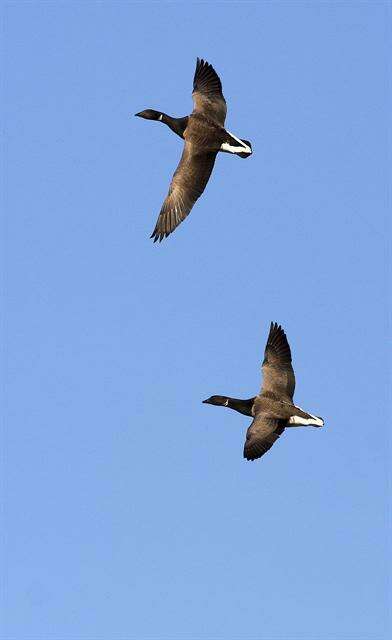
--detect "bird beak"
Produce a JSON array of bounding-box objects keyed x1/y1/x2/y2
[
  {"x1": 202, "y1": 398, "x2": 210, "y2": 404},
  {"x1": 134, "y1": 112, "x2": 142, "y2": 117}
]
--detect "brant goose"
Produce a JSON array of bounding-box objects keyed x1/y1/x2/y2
[
  {"x1": 135, "y1": 58, "x2": 252, "y2": 242},
  {"x1": 203, "y1": 323, "x2": 324, "y2": 461}
]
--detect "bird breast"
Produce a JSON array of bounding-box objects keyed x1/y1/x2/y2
[{"x1": 186, "y1": 114, "x2": 224, "y2": 151}]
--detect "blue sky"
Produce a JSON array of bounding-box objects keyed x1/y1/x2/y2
[{"x1": 2, "y1": 1, "x2": 390, "y2": 639}]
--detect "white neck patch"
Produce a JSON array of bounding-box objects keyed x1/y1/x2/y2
[
  {"x1": 224, "y1": 398, "x2": 229, "y2": 406},
  {"x1": 158, "y1": 114, "x2": 163, "y2": 121}
]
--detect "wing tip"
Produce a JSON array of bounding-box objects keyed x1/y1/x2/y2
[
  {"x1": 150, "y1": 209, "x2": 177, "y2": 242},
  {"x1": 193, "y1": 57, "x2": 222, "y2": 94},
  {"x1": 150, "y1": 228, "x2": 158, "y2": 242},
  {"x1": 243, "y1": 447, "x2": 267, "y2": 462},
  {"x1": 150, "y1": 228, "x2": 168, "y2": 243},
  {"x1": 243, "y1": 453, "x2": 256, "y2": 462},
  {"x1": 270, "y1": 320, "x2": 283, "y2": 332},
  {"x1": 268, "y1": 321, "x2": 288, "y2": 344}
]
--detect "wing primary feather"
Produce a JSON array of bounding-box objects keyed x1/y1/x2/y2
[
  {"x1": 260, "y1": 323, "x2": 295, "y2": 401},
  {"x1": 150, "y1": 144, "x2": 217, "y2": 242}
]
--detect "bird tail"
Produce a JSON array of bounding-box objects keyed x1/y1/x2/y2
[
  {"x1": 220, "y1": 131, "x2": 252, "y2": 158},
  {"x1": 287, "y1": 407, "x2": 324, "y2": 427}
]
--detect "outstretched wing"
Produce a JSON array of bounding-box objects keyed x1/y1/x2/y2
[
  {"x1": 150, "y1": 142, "x2": 217, "y2": 242},
  {"x1": 244, "y1": 415, "x2": 285, "y2": 461},
  {"x1": 192, "y1": 58, "x2": 227, "y2": 126},
  {"x1": 260, "y1": 322, "x2": 295, "y2": 401}
]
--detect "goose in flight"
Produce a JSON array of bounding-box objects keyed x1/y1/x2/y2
[
  {"x1": 203, "y1": 323, "x2": 324, "y2": 461},
  {"x1": 135, "y1": 58, "x2": 252, "y2": 242}
]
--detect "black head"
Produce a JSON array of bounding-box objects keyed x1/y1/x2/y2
[
  {"x1": 202, "y1": 395, "x2": 229, "y2": 407},
  {"x1": 135, "y1": 109, "x2": 162, "y2": 121}
]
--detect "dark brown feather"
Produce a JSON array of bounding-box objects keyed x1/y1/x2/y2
[
  {"x1": 150, "y1": 142, "x2": 217, "y2": 242},
  {"x1": 192, "y1": 58, "x2": 227, "y2": 126},
  {"x1": 243, "y1": 416, "x2": 285, "y2": 461},
  {"x1": 260, "y1": 322, "x2": 296, "y2": 401}
]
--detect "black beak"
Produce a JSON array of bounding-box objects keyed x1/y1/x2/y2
[
  {"x1": 202, "y1": 398, "x2": 211, "y2": 404},
  {"x1": 134, "y1": 112, "x2": 142, "y2": 117}
]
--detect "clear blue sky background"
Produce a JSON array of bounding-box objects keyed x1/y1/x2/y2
[{"x1": 2, "y1": 2, "x2": 390, "y2": 639}]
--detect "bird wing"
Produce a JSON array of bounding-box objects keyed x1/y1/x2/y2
[
  {"x1": 243, "y1": 415, "x2": 285, "y2": 461},
  {"x1": 260, "y1": 322, "x2": 296, "y2": 401},
  {"x1": 192, "y1": 58, "x2": 227, "y2": 126},
  {"x1": 150, "y1": 142, "x2": 217, "y2": 242}
]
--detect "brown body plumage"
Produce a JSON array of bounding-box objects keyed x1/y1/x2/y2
[
  {"x1": 203, "y1": 323, "x2": 324, "y2": 461},
  {"x1": 136, "y1": 58, "x2": 252, "y2": 242}
]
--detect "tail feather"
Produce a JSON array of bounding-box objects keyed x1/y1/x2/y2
[
  {"x1": 220, "y1": 130, "x2": 252, "y2": 157},
  {"x1": 288, "y1": 407, "x2": 324, "y2": 427}
]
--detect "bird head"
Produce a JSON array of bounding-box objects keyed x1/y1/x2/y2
[
  {"x1": 135, "y1": 109, "x2": 162, "y2": 121},
  {"x1": 202, "y1": 395, "x2": 229, "y2": 407}
]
